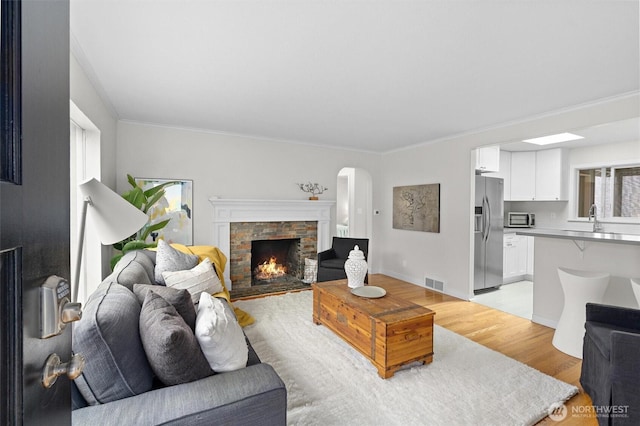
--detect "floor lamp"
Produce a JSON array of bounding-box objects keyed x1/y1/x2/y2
[{"x1": 74, "y1": 178, "x2": 149, "y2": 303}]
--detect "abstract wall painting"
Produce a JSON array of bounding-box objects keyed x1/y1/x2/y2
[
  {"x1": 135, "y1": 178, "x2": 193, "y2": 244},
  {"x1": 392, "y1": 184, "x2": 440, "y2": 233}
]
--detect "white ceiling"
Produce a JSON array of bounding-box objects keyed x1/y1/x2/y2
[
  {"x1": 70, "y1": 0, "x2": 640, "y2": 153},
  {"x1": 500, "y1": 116, "x2": 640, "y2": 152}
]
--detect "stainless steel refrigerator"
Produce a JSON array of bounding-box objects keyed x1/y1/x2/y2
[{"x1": 474, "y1": 175, "x2": 504, "y2": 292}]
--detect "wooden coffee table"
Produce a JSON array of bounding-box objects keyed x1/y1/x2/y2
[{"x1": 312, "y1": 280, "x2": 435, "y2": 378}]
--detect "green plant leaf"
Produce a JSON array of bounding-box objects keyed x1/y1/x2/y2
[
  {"x1": 144, "y1": 181, "x2": 177, "y2": 198},
  {"x1": 110, "y1": 254, "x2": 123, "y2": 271},
  {"x1": 122, "y1": 240, "x2": 155, "y2": 254},
  {"x1": 139, "y1": 219, "x2": 171, "y2": 241},
  {"x1": 127, "y1": 174, "x2": 137, "y2": 188},
  {"x1": 122, "y1": 187, "x2": 146, "y2": 209},
  {"x1": 111, "y1": 175, "x2": 180, "y2": 268},
  {"x1": 112, "y1": 235, "x2": 136, "y2": 252},
  {"x1": 144, "y1": 190, "x2": 166, "y2": 213}
]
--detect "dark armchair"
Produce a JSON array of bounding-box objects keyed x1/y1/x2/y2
[
  {"x1": 316, "y1": 237, "x2": 369, "y2": 283},
  {"x1": 580, "y1": 303, "x2": 640, "y2": 426}
]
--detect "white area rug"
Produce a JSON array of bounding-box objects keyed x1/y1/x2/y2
[{"x1": 235, "y1": 291, "x2": 577, "y2": 426}]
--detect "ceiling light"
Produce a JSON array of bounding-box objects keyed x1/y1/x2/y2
[{"x1": 523, "y1": 132, "x2": 584, "y2": 145}]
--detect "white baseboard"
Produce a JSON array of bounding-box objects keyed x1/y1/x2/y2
[
  {"x1": 380, "y1": 270, "x2": 470, "y2": 301},
  {"x1": 531, "y1": 314, "x2": 557, "y2": 329}
]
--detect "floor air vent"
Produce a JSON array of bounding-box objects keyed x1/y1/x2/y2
[{"x1": 424, "y1": 276, "x2": 445, "y2": 292}]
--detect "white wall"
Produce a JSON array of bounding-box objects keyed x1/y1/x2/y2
[
  {"x1": 378, "y1": 139, "x2": 473, "y2": 299},
  {"x1": 505, "y1": 139, "x2": 640, "y2": 234},
  {"x1": 70, "y1": 53, "x2": 119, "y2": 291},
  {"x1": 116, "y1": 121, "x2": 382, "y2": 252},
  {"x1": 70, "y1": 54, "x2": 118, "y2": 188},
  {"x1": 336, "y1": 171, "x2": 349, "y2": 226},
  {"x1": 566, "y1": 139, "x2": 640, "y2": 234},
  {"x1": 377, "y1": 95, "x2": 639, "y2": 301},
  {"x1": 351, "y1": 168, "x2": 373, "y2": 239},
  {"x1": 77, "y1": 53, "x2": 637, "y2": 304},
  {"x1": 569, "y1": 139, "x2": 640, "y2": 167},
  {"x1": 532, "y1": 237, "x2": 640, "y2": 328}
]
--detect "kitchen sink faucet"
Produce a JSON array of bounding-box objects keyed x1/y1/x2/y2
[{"x1": 588, "y1": 204, "x2": 604, "y2": 232}]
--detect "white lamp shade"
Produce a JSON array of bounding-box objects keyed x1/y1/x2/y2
[{"x1": 78, "y1": 178, "x2": 149, "y2": 245}]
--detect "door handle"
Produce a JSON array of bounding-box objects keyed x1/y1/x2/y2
[
  {"x1": 41, "y1": 353, "x2": 85, "y2": 389},
  {"x1": 483, "y1": 196, "x2": 490, "y2": 242},
  {"x1": 40, "y1": 276, "x2": 82, "y2": 339},
  {"x1": 485, "y1": 196, "x2": 492, "y2": 242}
]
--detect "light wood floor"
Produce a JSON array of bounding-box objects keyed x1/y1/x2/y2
[{"x1": 367, "y1": 274, "x2": 597, "y2": 426}]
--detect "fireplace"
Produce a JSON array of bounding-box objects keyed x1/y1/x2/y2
[
  {"x1": 251, "y1": 238, "x2": 301, "y2": 285},
  {"x1": 228, "y1": 221, "x2": 317, "y2": 289},
  {"x1": 209, "y1": 198, "x2": 335, "y2": 290}
]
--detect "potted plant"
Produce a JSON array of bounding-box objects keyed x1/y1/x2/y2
[
  {"x1": 110, "y1": 174, "x2": 179, "y2": 269},
  {"x1": 297, "y1": 182, "x2": 328, "y2": 200}
]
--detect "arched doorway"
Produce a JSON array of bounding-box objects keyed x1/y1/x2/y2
[{"x1": 336, "y1": 167, "x2": 373, "y2": 239}]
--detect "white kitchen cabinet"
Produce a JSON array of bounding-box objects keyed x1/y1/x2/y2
[
  {"x1": 510, "y1": 152, "x2": 536, "y2": 200},
  {"x1": 526, "y1": 236, "x2": 534, "y2": 276},
  {"x1": 485, "y1": 150, "x2": 511, "y2": 200},
  {"x1": 504, "y1": 234, "x2": 517, "y2": 280},
  {"x1": 475, "y1": 146, "x2": 500, "y2": 173},
  {"x1": 534, "y1": 148, "x2": 569, "y2": 200},
  {"x1": 509, "y1": 148, "x2": 568, "y2": 201},
  {"x1": 504, "y1": 233, "x2": 528, "y2": 283}
]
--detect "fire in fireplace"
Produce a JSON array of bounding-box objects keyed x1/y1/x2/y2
[
  {"x1": 254, "y1": 256, "x2": 287, "y2": 280},
  {"x1": 251, "y1": 238, "x2": 301, "y2": 285}
]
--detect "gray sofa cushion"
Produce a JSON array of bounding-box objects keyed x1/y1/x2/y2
[
  {"x1": 133, "y1": 284, "x2": 197, "y2": 331},
  {"x1": 108, "y1": 249, "x2": 156, "y2": 290},
  {"x1": 154, "y1": 239, "x2": 199, "y2": 285},
  {"x1": 139, "y1": 291, "x2": 213, "y2": 386},
  {"x1": 72, "y1": 363, "x2": 287, "y2": 426},
  {"x1": 73, "y1": 282, "x2": 154, "y2": 404}
]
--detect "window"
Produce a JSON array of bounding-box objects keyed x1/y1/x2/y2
[
  {"x1": 577, "y1": 165, "x2": 640, "y2": 219},
  {"x1": 70, "y1": 101, "x2": 102, "y2": 303}
]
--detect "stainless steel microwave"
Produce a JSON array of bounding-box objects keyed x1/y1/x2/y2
[{"x1": 507, "y1": 212, "x2": 535, "y2": 228}]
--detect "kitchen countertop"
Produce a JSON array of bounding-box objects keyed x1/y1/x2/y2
[{"x1": 515, "y1": 228, "x2": 640, "y2": 246}]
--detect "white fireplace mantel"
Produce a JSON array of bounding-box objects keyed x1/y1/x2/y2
[{"x1": 209, "y1": 198, "x2": 335, "y2": 286}]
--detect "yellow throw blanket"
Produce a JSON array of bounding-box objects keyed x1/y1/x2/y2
[{"x1": 168, "y1": 244, "x2": 255, "y2": 327}]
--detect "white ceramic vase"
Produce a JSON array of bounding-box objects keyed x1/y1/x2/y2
[{"x1": 344, "y1": 245, "x2": 367, "y2": 288}]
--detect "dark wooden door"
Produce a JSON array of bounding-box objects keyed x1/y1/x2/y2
[{"x1": 1, "y1": 1, "x2": 71, "y2": 424}]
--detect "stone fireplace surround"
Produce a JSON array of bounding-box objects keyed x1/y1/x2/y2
[
  {"x1": 209, "y1": 198, "x2": 334, "y2": 289},
  {"x1": 232, "y1": 222, "x2": 315, "y2": 289}
]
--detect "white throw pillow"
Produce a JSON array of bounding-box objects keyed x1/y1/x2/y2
[
  {"x1": 195, "y1": 292, "x2": 248, "y2": 373},
  {"x1": 154, "y1": 239, "x2": 199, "y2": 285},
  {"x1": 162, "y1": 258, "x2": 224, "y2": 304}
]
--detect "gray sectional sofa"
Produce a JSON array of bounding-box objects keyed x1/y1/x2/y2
[{"x1": 72, "y1": 249, "x2": 287, "y2": 425}]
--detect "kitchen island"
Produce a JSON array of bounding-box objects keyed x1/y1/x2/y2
[
  {"x1": 516, "y1": 228, "x2": 640, "y2": 245},
  {"x1": 515, "y1": 228, "x2": 640, "y2": 329}
]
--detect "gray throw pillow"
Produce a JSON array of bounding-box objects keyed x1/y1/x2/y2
[
  {"x1": 154, "y1": 239, "x2": 199, "y2": 285},
  {"x1": 133, "y1": 284, "x2": 197, "y2": 331},
  {"x1": 72, "y1": 282, "x2": 153, "y2": 405},
  {"x1": 139, "y1": 292, "x2": 213, "y2": 386},
  {"x1": 108, "y1": 250, "x2": 156, "y2": 290}
]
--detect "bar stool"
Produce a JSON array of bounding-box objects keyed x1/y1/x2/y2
[
  {"x1": 631, "y1": 278, "x2": 640, "y2": 308},
  {"x1": 553, "y1": 267, "x2": 610, "y2": 358}
]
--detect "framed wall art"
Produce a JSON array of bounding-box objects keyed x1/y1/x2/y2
[
  {"x1": 392, "y1": 183, "x2": 440, "y2": 233},
  {"x1": 135, "y1": 178, "x2": 193, "y2": 244}
]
